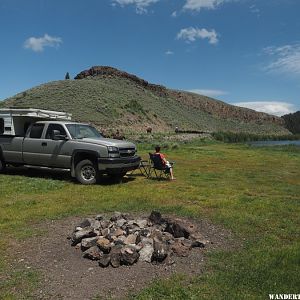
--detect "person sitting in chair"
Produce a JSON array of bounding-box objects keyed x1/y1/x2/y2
[{"x1": 154, "y1": 145, "x2": 175, "y2": 180}]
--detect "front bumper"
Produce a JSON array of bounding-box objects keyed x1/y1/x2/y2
[{"x1": 97, "y1": 156, "x2": 141, "y2": 174}]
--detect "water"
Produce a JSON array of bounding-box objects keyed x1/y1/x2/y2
[{"x1": 249, "y1": 140, "x2": 300, "y2": 147}]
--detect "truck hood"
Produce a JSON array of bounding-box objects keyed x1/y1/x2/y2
[{"x1": 78, "y1": 137, "x2": 136, "y2": 148}]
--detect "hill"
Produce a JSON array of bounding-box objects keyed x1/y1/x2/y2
[
  {"x1": 282, "y1": 111, "x2": 300, "y2": 134},
  {"x1": 0, "y1": 66, "x2": 289, "y2": 135}
]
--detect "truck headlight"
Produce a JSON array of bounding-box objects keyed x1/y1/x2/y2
[{"x1": 107, "y1": 146, "x2": 120, "y2": 158}]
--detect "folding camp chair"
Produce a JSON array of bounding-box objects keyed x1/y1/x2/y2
[{"x1": 148, "y1": 153, "x2": 173, "y2": 180}]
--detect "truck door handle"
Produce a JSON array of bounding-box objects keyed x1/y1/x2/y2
[{"x1": 42, "y1": 142, "x2": 47, "y2": 147}]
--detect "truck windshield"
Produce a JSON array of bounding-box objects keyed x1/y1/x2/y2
[{"x1": 66, "y1": 124, "x2": 103, "y2": 139}]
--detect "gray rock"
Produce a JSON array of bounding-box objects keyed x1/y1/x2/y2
[
  {"x1": 97, "y1": 238, "x2": 111, "y2": 253},
  {"x1": 101, "y1": 228, "x2": 110, "y2": 238},
  {"x1": 113, "y1": 228, "x2": 125, "y2": 237},
  {"x1": 95, "y1": 214, "x2": 104, "y2": 221},
  {"x1": 121, "y1": 247, "x2": 140, "y2": 265},
  {"x1": 110, "y1": 245, "x2": 122, "y2": 268},
  {"x1": 152, "y1": 239, "x2": 168, "y2": 262},
  {"x1": 78, "y1": 218, "x2": 92, "y2": 228},
  {"x1": 165, "y1": 219, "x2": 190, "y2": 239},
  {"x1": 98, "y1": 254, "x2": 110, "y2": 267},
  {"x1": 83, "y1": 246, "x2": 102, "y2": 261},
  {"x1": 140, "y1": 228, "x2": 151, "y2": 237},
  {"x1": 139, "y1": 244, "x2": 154, "y2": 263},
  {"x1": 110, "y1": 212, "x2": 122, "y2": 222},
  {"x1": 134, "y1": 219, "x2": 148, "y2": 229},
  {"x1": 140, "y1": 237, "x2": 154, "y2": 246},
  {"x1": 71, "y1": 227, "x2": 97, "y2": 246},
  {"x1": 116, "y1": 218, "x2": 127, "y2": 227},
  {"x1": 124, "y1": 234, "x2": 137, "y2": 245},
  {"x1": 81, "y1": 237, "x2": 99, "y2": 251},
  {"x1": 149, "y1": 211, "x2": 163, "y2": 224},
  {"x1": 100, "y1": 220, "x2": 110, "y2": 229}
]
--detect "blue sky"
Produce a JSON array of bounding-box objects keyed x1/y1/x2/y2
[{"x1": 0, "y1": 0, "x2": 299, "y2": 116}]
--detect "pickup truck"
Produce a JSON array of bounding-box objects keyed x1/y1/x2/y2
[{"x1": 0, "y1": 120, "x2": 140, "y2": 184}]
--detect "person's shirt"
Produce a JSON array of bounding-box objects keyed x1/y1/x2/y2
[{"x1": 155, "y1": 152, "x2": 166, "y2": 166}]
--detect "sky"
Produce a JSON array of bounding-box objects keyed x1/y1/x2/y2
[{"x1": 0, "y1": 0, "x2": 299, "y2": 116}]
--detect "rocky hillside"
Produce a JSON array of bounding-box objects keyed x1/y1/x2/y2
[
  {"x1": 282, "y1": 111, "x2": 300, "y2": 134},
  {"x1": 0, "y1": 66, "x2": 289, "y2": 135}
]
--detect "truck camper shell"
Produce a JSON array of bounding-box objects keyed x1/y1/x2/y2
[{"x1": 0, "y1": 108, "x2": 72, "y2": 136}]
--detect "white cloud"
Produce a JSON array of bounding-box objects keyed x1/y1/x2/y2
[
  {"x1": 177, "y1": 27, "x2": 219, "y2": 44},
  {"x1": 183, "y1": 0, "x2": 225, "y2": 11},
  {"x1": 263, "y1": 44, "x2": 300, "y2": 76},
  {"x1": 171, "y1": 11, "x2": 177, "y2": 17},
  {"x1": 232, "y1": 101, "x2": 297, "y2": 116},
  {"x1": 111, "y1": 0, "x2": 159, "y2": 13},
  {"x1": 165, "y1": 50, "x2": 174, "y2": 55},
  {"x1": 24, "y1": 34, "x2": 62, "y2": 52},
  {"x1": 189, "y1": 89, "x2": 228, "y2": 97}
]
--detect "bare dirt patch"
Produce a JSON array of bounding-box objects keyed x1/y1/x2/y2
[{"x1": 11, "y1": 214, "x2": 234, "y2": 300}]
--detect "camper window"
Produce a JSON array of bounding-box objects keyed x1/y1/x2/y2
[
  {"x1": 29, "y1": 124, "x2": 45, "y2": 139},
  {"x1": 0, "y1": 118, "x2": 4, "y2": 134}
]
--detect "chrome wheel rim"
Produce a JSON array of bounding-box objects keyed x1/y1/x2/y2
[{"x1": 81, "y1": 165, "x2": 96, "y2": 181}]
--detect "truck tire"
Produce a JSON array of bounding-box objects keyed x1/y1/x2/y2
[
  {"x1": 75, "y1": 159, "x2": 98, "y2": 185},
  {"x1": 0, "y1": 159, "x2": 6, "y2": 173}
]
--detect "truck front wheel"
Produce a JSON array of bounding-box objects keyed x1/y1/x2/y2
[{"x1": 75, "y1": 159, "x2": 98, "y2": 185}]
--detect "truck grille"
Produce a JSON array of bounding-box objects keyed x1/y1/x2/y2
[{"x1": 119, "y1": 147, "x2": 136, "y2": 158}]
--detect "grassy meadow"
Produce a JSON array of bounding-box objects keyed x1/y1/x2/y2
[{"x1": 0, "y1": 141, "x2": 299, "y2": 299}]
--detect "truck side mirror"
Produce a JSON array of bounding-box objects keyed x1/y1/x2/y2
[{"x1": 53, "y1": 130, "x2": 68, "y2": 140}]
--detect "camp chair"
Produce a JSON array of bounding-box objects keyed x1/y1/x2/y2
[{"x1": 148, "y1": 153, "x2": 173, "y2": 179}]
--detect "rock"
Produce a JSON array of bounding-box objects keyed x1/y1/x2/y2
[
  {"x1": 116, "y1": 218, "x2": 127, "y2": 227},
  {"x1": 110, "y1": 245, "x2": 122, "y2": 268},
  {"x1": 162, "y1": 232, "x2": 174, "y2": 243},
  {"x1": 98, "y1": 254, "x2": 110, "y2": 268},
  {"x1": 139, "y1": 244, "x2": 154, "y2": 263},
  {"x1": 121, "y1": 247, "x2": 140, "y2": 265},
  {"x1": 140, "y1": 228, "x2": 151, "y2": 237},
  {"x1": 83, "y1": 246, "x2": 102, "y2": 261},
  {"x1": 114, "y1": 228, "x2": 125, "y2": 237},
  {"x1": 100, "y1": 220, "x2": 110, "y2": 229},
  {"x1": 134, "y1": 219, "x2": 148, "y2": 229},
  {"x1": 97, "y1": 238, "x2": 111, "y2": 253},
  {"x1": 110, "y1": 212, "x2": 122, "y2": 222},
  {"x1": 165, "y1": 219, "x2": 190, "y2": 239},
  {"x1": 190, "y1": 233, "x2": 208, "y2": 248},
  {"x1": 124, "y1": 234, "x2": 137, "y2": 245},
  {"x1": 140, "y1": 237, "x2": 154, "y2": 246},
  {"x1": 81, "y1": 237, "x2": 99, "y2": 251},
  {"x1": 101, "y1": 228, "x2": 110, "y2": 238},
  {"x1": 126, "y1": 225, "x2": 140, "y2": 235},
  {"x1": 150, "y1": 229, "x2": 163, "y2": 241},
  {"x1": 78, "y1": 218, "x2": 92, "y2": 228},
  {"x1": 91, "y1": 220, "x2": 101, "y2": 230},
  {"x1": 95, "y1": 214, "x2": 104, "y2": 221},
  {"x1": 171, "y1": 240, "x2": 190, "y2": 257},
  {"x1": 71, "y1": 227, "x2": 97, "y2": 246},
  {"x1": 152, "y1": 239, "x2": 168, "y2": 262},
  {"x1": 114, "y1": 235, "x2": 126, "y2": 246},
  {"x1": 149, "y1": 211, "x2": 163, "y2": 224}
]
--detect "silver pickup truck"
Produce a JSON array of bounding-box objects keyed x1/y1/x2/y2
[{"x1": 0, "y1": 109, "x2": 140, "y2": 184}]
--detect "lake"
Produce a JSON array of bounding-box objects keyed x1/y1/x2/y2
[{"x1": 249, "y1": 140, "x2": 300, "y2": 147}]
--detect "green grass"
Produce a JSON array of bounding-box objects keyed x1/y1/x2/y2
[{"x1": 0, "y1": 142, "x2": 299, "y2": 299}]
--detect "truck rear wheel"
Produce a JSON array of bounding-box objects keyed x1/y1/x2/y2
[
  {"x1": 0, "y1": 159, "x2": 6, "y2": 173},
  {"x1": 75, "y1": 159, "x2": 98, "y2": 185}
]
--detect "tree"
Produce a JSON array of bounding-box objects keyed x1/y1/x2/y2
[{"x1": 65, "y1": 72, "x2": 70, "y2": 80}]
